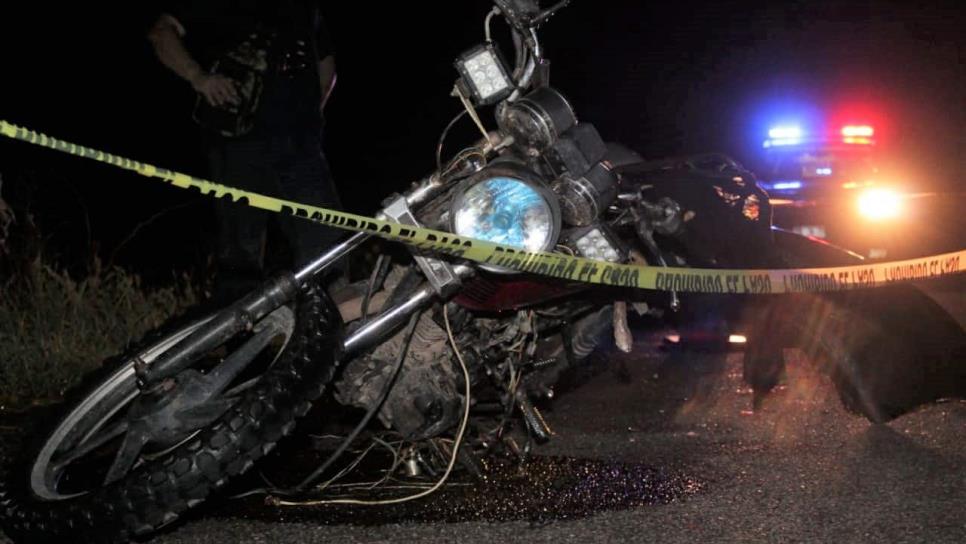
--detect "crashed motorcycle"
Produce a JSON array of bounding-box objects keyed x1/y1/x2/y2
[{"x1": 2, "y1": 1, "x2": 962, "y2": 542}]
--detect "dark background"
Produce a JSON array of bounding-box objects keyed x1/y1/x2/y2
[{"x1": 1, "y1": 1, "x2": 962, "y2": 280}]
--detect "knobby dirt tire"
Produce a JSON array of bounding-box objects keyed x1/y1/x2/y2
[{"x1": 0, "y1": 282, "x2": 342, "y2": 543}]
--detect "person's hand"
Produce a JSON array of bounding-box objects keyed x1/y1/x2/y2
[{"x1": 191, "y1": 73, "x2": 240, "y2": 107}]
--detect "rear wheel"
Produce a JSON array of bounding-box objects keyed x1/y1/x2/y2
[{"x1": 0, "y1": 282, "x2": 342, "y2": 543}]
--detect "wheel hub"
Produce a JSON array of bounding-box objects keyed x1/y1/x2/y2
[{"x1": 126, "y1": 369, "x2": 234, "y2": 449}]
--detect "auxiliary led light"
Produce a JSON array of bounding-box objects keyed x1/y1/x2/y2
[{"x1": 455, "y1": 43, "x2": 513, "y2": 105}]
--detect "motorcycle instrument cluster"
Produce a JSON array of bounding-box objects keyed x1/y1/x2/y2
[
  {"x1": 496, "y1": 86, "x2": 577, "y2": 152},
  {"x1": 552, "y1": 160, "x2": 619, "y2": 226}
]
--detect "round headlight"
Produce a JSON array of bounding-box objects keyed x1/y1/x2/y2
[{"x1": 451, "y1": 165, "x2": 561, "y2": 255}]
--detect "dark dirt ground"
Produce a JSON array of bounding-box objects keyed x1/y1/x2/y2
[{"x1": 4, "y1": 336, "x2": 962, "y2": 544}]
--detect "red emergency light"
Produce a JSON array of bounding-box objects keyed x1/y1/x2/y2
[{"x1": 841, "y1": 125, "x2": 875, "y2": 145}]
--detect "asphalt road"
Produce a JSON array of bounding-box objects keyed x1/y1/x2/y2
[
  {"x1": 2, "y1": 336, "x2": 964, "y2": 543},
  {"x1": 144, "y1": 345, "x2": 965, "y2": 543}
]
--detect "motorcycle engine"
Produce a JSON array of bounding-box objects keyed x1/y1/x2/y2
[{"x1": 336, "y1": 310, "x2": 461, "y2": 440}]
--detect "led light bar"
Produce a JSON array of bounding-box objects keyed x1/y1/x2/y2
[
  {"x1": 455, "y1": 43, "x2": 513, "y2": 106},
  {"x1": 575, "y1": 227, "x2": 621, "y2": 263},
  {"x1": 564, "y1": 224, "x2": 625, "y2": 263}
]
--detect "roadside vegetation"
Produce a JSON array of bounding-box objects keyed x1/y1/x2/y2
[{"x1": 0, "y1": 185, "x2": 198, "y2": 408}]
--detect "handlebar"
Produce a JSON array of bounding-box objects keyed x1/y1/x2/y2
[
  {"x1": 533, "y1": 1, "x2": 571, "y2": 26},
  {"x1": 489, "y1": 0, "x2": 569, "y2": 99},
  {"x1": 493, "y1": 0, "x2": 570, "y2": 31}
]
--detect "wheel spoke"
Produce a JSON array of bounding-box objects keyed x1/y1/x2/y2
[
  {"x1": 32, "y1": 307, "x2": 297, "y2": 500},
  {"x1": 50, "y1": 420, "x2": 129, "y2": 473},
  {"x1": 103, "y1": 427, "x2": 150, "y2": 485},
  {"x1": 205, "y1": 325, "x2": 279, "y2": 394},
  {"x1": 222, "y1": 380, "x2": 256, "y2": 399}
]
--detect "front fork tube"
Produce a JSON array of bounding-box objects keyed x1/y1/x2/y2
[
  {"x1": 141, "y1": 231, "x2": 372, "y2": 387},
  {"x1": 141, "y1": 229, "x2": 470, "y2": 386},
  {"x1": 342, "y1": 265, "x2": 473, "y2": 356},
  {"x1": 138, "y1": 272, "x2": 302, "y2": 387},
  {"x1": 140, "y1": 164, "x2": 472, "y2": 387}
]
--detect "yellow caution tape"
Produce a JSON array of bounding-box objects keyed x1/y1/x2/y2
[{"x1": 1, "y1": 119, "x2": 963, "y2": 294}]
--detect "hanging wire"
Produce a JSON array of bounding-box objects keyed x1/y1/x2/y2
[
  {"x1": 269, "y1": 303, "x2": 472, "y2": 507},
  {"x1": 484, "y1": 8, "x2": 499, "y2": 43},
  {"x1": 436, "y1": 110, "x2": 469, "y2": 172},
  {"x1": 288, "y1": 310, "x2": 422, "y2": 493},
  {"x1": 359, "y1": 254, "x2": 390, "y2": 325},
  {"x1": 230, "y1": 311, "x2": 423, "y2": 502},
  {"x1": 455, "y1": 85, "x2": 491, "y2": 142}
]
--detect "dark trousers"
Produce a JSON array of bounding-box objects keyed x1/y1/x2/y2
[{"x1": 206, "y1": 131, "x2": 343, "y2": 300}]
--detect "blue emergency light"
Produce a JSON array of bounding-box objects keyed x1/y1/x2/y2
[{"x1": 763, "y1": 125, "x2": 803, "y2": 148}]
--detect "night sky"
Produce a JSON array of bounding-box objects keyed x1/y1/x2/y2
[{"x1": 1, "y1": 1, "x2": 962, "y2": 279}]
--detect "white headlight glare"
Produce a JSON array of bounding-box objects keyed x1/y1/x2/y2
[
  {"x1": 857, "y1": 188, "x2": 901, "y2": 220},
  {"x1": 453, "y1": 176, "x2": 556, "y2": 252}
]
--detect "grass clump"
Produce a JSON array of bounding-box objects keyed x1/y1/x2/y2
[{"x1": 0, "y1": 259, "x2": 198, "y2": 408}]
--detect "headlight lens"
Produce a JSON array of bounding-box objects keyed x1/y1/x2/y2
[
  {"x1": 857, "y1": 188, "x2": 901, "y2": 220},
  {"x1": 452, "y1": 175, "x2": 558, "y2": 252}
]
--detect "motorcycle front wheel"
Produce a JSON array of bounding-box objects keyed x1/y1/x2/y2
[{"x1": 0, "y1": 282, "x2": 342, "y2": 543}]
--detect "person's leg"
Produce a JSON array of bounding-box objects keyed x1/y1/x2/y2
[
  {"x1": 272, "y1": 133, "x2": 345, "y2": 274},
  {"x1": 207, "y1": 140, "x2": 274, "y2": 302}
]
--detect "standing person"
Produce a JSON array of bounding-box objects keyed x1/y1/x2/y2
[{"x1": 147, "y1": 0, "x2": 343, "y2": 302}]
